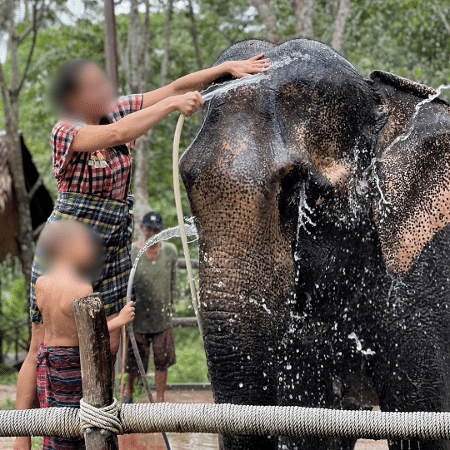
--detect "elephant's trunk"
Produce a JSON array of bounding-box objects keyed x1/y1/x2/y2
[
  {"x1": 199, "y1": 245, "x2": 289, "y2": 450},
  {"x1": 197, "y1": 214, "x2": 294, "y2": 404}
]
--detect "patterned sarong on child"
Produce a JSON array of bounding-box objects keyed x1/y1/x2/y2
[{"x1": 37, "y1": 344, "x2": 85, "y2": 450}]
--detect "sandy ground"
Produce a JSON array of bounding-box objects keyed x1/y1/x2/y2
[{"x1": 0, "y1": 385, "x2": 388, "y2": 450}]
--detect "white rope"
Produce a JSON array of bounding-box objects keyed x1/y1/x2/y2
[
  {"x1": 172, "y1": 113, "x2": 203, "y2": 335},
  {"x1": 79, "y1": 398, "x2": 123, "y2": 435},
  {"x1": 4, "y1": 403, "x2": 450, "y2": 441}
]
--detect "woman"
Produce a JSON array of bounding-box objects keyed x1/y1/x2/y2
[{"x1": 14, "y1": 54, "x2": 270, "y2": 450}]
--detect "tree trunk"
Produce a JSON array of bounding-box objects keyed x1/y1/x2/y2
[
  {"x1": 432, "y1": 1, "x2": 450, "y2": 36},
  {"x1": 331, "y1": 0, "x2": 351, "y2": 53},
  {"x1": 0, "y1": 3, "x2": 36, "y2": 292},
  {"x1": 250, "y1": 0, "x2": 281, "y2": 43},
  {"x1": 122, "y1": 0, "x2": 153, "y2": 238},
  {"x1": 160, "y1": 0, "x2": 174, "y2": 86},
  {"x1": 290, "y1": 0, "x2": 315, "y2": 38},
  {"x1": 187, "y1": 0, "x2": 203, "y2": 69},
  {"x1": 132, "y1": 133, "x2": 152, "y2": 237},
  {"x1": 104, "y1": 0, "x2": 119, "y2": 93}
]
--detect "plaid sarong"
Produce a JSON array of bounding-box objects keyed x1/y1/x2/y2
[
  {"x1": 36, "y1": 344, "x2": 85, "y2": 450},
  {"x1": 30, "y1": 192, "x2": 133, "y2": 322}
]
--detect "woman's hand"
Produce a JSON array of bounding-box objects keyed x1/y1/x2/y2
[
  {"x1": 175, "y1": 91, "x2": 204, "y2": 117},
  {"x1": 226, "y1": 54, "x2": 270, "y2": 78}
]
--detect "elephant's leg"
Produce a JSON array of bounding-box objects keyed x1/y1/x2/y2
[{"x1": 378, "y1": 330, "x2": 450, "y2": 450}]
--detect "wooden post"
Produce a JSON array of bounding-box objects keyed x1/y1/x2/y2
[{"x1": 73, "y1": 294, "x2": 119, "y2": 450}]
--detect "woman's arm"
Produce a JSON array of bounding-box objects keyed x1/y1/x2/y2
[
  {"x1": 13, "y1": 323, "x2": 45, "y2": 450},
  {"x1": 142, "y1": 54, "x2": 270, "y2": 109},
  {"x1": 71, "y1": 92, "x2": 203, "y2": 153}
]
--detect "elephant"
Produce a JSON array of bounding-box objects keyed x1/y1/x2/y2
[{"x1": 179, "y1": 38, "x2": 450, "y2": 450}]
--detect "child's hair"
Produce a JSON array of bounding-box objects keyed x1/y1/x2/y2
[{"x1": 37, "y1": 220, "x2": 105, "y2": 281}]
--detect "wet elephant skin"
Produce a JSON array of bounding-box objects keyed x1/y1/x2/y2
[{"x1": 179, "y1": 39, "x2": 450, "y2": 450}]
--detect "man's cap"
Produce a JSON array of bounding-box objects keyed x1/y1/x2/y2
[{"x1": 141, "y1": 211, "x2": 164, "y2": 230}]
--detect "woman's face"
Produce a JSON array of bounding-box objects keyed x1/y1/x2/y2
[{"x1": 66, "y1": 63, "x2": 114, "y2": 121}]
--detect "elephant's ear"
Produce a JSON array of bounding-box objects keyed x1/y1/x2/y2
[{"x1": 369, "y1": 71, "x2": 450, "y2": 275}]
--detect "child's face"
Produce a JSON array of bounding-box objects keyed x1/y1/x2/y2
[
  {"x1": 38, "y1": 221, "x2": 104, "y2": 281},
  {"x1": 67, "y1": 230, "x2": 103, "y2": 280}
]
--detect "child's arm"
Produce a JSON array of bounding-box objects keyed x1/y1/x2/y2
[
  {"x1": 13, "y1": 323, "x2": 45, "y2": 450},
  {"x1": 107, "y1": 302, "x2": 135, "y2": 333}
]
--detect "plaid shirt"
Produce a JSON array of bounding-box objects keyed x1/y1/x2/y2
[{"x1": 51, "y1": 94, "x2": 144, "y2": 200}]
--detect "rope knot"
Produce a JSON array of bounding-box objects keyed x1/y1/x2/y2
[{"x1": 79, "y1": 398, "x2": 124, "y2": 435}]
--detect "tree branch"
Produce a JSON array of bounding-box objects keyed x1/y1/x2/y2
[
  {"x1": 432, "y1": 1, "x2": 450, "y2": 35},
  {"x1": 0, "y1": 62, "x2": 11, "y2": 110},
  {"x1": 15, "y1": 0, "x2": 39, "y2": 95},
  {"x1": 290, "y1": 0, "x2": 315, "y2": 38},
  {"x1": 187, "y1": 0, "x2": 203, "y2": 69},
  {"x1": 250, "y1": 0, "x2": 280, "y2": 43},
  {"x1": 331, "y1": 0, "x2": 351, "y2": 53},
  {"x1": 17, "y1": 24, "x2": 34, "y2": 44},
  {"x1": 27, "y1": 175, "x2": 43, "y2": 200},
  {"x1": 160, "y1": 0, "x2": 173, "y2": 86}
]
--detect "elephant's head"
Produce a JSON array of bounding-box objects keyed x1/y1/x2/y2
[{"x1": 179, "y1": 38, "x2": 450, "y2": 423}]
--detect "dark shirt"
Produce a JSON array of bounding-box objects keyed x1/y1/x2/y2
[{"x1": 131, "y1": 241, "x2": 178, "y2": 334}]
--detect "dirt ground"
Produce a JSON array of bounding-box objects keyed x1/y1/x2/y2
[{"x1": 0, "y1": 385, "x2": 388, "y2": 449}]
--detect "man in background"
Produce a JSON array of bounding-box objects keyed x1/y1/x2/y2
[{"x1": 123, "y1": 211, "x2": 178, "y2": 403}]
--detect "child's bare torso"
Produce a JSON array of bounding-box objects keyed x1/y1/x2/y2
[{"x1": 36, "y1": 270, "x2": 92, "y2": 347}]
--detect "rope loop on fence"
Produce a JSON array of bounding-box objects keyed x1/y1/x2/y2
[{"x1": 79, "y1": 398, "x2": 123, "y2": 435}]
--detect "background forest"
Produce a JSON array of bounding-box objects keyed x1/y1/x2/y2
[{"x1": 0, "y1": 0, "x2": 449, "y2": 384}]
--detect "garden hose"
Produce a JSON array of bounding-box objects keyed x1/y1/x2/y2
[{"x1": 172, "y1": 113, "x2": 202, "y2": 335}]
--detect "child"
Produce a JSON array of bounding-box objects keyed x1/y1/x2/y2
[{"x1": 34, "y1": 220, "x2": 135, "y2": 450}]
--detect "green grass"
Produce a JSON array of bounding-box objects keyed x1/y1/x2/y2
[
  {"x1": 0, "y1": 398, "x2": 16, "y2": 410},
  {"x1": 168, "y1": 327, "x2": 208, "y2": 384},
  {"x1": 32, "y1": 437, "x2": 43, "y2": 449},
  {"x1": 0, "y1": 364, "x2": 19, "y2": 385}
]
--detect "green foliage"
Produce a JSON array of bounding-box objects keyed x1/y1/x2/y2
[
  {"x1": 0, "y1": 257, "x2": 28, "y2": 326},
  {"x1": 32, "y1": 437, "x2": 43, "y2": 449},
  {"x1": 0, "y1": 257, "x2": 30, "y2": 359},
  {"x1": 168, "y1": 327, "x2": 208, "y2": 384},
  {"x1": 0, "y1": 364, "x2": 19, "y2": 385},
  {"x1": 0, "y1": 397, "x2": 16, "y2": 410}
]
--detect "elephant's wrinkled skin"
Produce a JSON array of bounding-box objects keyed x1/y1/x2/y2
[{"x1": 179, "y1": 39, "x2": 450, "y2": 450}]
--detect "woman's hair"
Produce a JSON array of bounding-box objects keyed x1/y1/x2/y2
[
  {"x1": 51, "y1": 59, "x2": 129, "y2": 155},
  {"x1": 51, "y1": 59, "x2": 98, "y2": 111}
]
